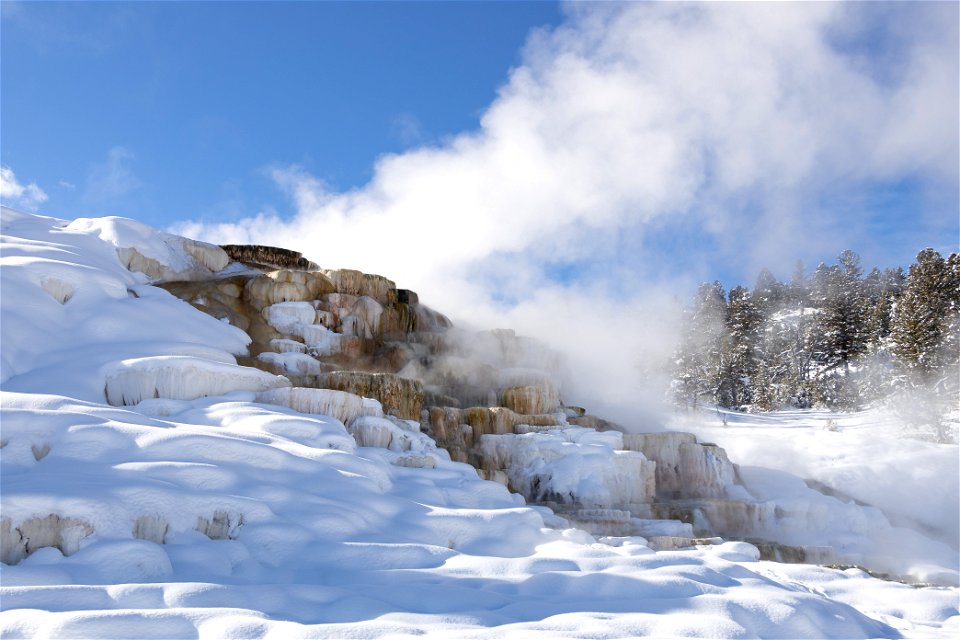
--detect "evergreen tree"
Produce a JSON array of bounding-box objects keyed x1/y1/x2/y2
[
  {"x1": 891, "y1": 249, "x2": 960, "y2": 385},
  {"x1": 673, "y1": 282, "x2": 728, "y2": 408},
  {"x1": 668, "y1": 248, "x2": 953, "y2": 416},
  {"x1": 752, "y1": 268, "x2": 786, "y2": 313},
  {"x1": 859, "y1": 266, "x2": 904, "y2": 402},
  {"x1": 863, "y1": 267, "x2": 903, "y2": 346},
  {"x1": 722, "y1": 286, "x2": 763, "y2": 408},
  {"x1": 888, "y1": 250, "x2": 959, "y2": 442},
  {"x1": 814, "y1": 251, "x2": 869, "y2": 378},
  {"x1": 789, "y1": 260, "x2": 809, "y2": 307},
  {"x1": 773, "y1": 260, "x2": 817, "y2": 407}
]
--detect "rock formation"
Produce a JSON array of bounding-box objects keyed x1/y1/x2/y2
[
  {"x1": 152, "y1": 246, "x2": 841, "y2": 561},
  {"x1": 1, "y1": 515, "x2": 94, "y2": 564},
  {"x1": 244, "y1": 270, "x2": 337, "y2": 310},
  {"x1": 221, "y1": 244, "x2": 320, "y2": 271}
]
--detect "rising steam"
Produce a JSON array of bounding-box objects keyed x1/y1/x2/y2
[{"x1": 174, "y1": 2, "x2": 958, "y2": 426}]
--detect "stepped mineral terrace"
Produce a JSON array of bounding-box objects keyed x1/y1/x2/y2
[
  {"x1": 78, "y1": 238, "x2": 905, "y2": 576},
  {"x1": 153, "y1": 244, "x2": 754, "y2": 547},
  {"x1": 2, "y1": 210, "x2": 955, "y2": 591}
]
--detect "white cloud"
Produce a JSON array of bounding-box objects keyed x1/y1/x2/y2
[
  {"x1": 390, "y1": 112, "x2": 427, "y2": 147},
  {"x1": 83, "y1": 146, "x2": 142, "y2": 206},
  {"x1": 0, "y1": 166, "x2": 48, "y2": 210},
  {"x1": 174, "y1": 2, "x2": 958, "y2": 420}
]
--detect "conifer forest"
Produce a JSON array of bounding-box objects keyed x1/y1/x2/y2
[{"x1": 671, "y1": 249, "x2": 960, "y2": 441}]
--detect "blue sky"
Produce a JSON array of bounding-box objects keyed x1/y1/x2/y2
[
  {"x1": 2, "y1": 1, "x2": 560, "y2": 226},
  {"x1": 2, "y1": 1, "x2": 957, "y2": 308}
]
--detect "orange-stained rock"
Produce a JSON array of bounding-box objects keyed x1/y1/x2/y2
[
  {"x1": 243, "y1": 270, "x2": 336, "y2": 310},
  {"x1": 315, "y1": 371, "x2": 424, "y2": 421},
  {"x1": 321, "y1": 268, "x2": 397, "y2": 304}
]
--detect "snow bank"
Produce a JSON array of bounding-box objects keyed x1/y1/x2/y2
[
  {"x1": 0, "y1": 208, "x2": 251, "y2": 389},
  {"x1": 66, "y1": 215, "x2": 229, "y2": 281}
]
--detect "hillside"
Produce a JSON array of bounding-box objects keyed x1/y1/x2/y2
[{"x1": 1, "y1": 207, "x2": 957, "y2": 638}]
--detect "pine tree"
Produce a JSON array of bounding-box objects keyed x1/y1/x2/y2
[
  {"x1": 673, "y1": 282, "x2": 728, "y2": 409},
  {"x1": 789, "y1": 260, "x2": 809, "y2": 306},
  {"x1": 722, "y1": 286, "x2": 763, "y2": 408},
  {"x1": 863, "y1": 267, "x2": 904, "y2": 346},
  {"x1": 805, "y1": 252, "x2": 870, "y2": 408},
  {"x1": 776, "y1": 260, "x2": 817, "y2": 407},
  {"x1": 859, "y1": 266, "x2": 904, "y2": 403},
  {"x1": 753, "y1": 268, "x2": 786, "y2": 313},
  {"x1": 668, "y1": 248, "x2": 953, "y2": 416},
  {"x1": 891, "y1": 249, "x2": 960, "y2": 384},
  {"x1": 888, "y1": 250, "x2": 960, "y2": 442},
  {"x1": 815, "y1": 251, "x2": 869, "y2": 374}
]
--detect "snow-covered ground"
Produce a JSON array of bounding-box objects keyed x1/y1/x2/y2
[
  {"x1": 669, "y1": 407, "x2": 960, "y2": 586},
  {"x1": 1, "y1": 207, "x2": 957, "y2": 638}
]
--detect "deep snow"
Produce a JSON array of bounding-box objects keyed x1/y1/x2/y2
[{"x1": 1, "y1": 206, "x2": 957, "y2": 638}]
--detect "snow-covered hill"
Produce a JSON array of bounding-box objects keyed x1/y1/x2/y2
[{"x1": 1, "y1": 207, "x2": 957, "y2": 638}]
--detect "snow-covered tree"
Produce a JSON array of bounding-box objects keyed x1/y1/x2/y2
[
  {"x1": 752, "y1": 268, "x2": 787, "y2": 313},
  {"x1": 721, "y1": 285, "x2": 763, "y2": 408},
  {"x1": 788, "y1": 260, "x2": 810, "y2": 306},
  {"x1": 668, "y1": 248, "x2": 950, "y2": 415},
  {"x1": 673, "y1": 281, "x2": 728, "y2": 408},
  {"x1": 806, "y1": 252, "x2": 869, "y2": 408},
  {"x1": 863, "y1": 267, "x2": 905, "y2": 346},
  {"x1": 891, "y1": 249, "x2": 960, "y2": 385}
]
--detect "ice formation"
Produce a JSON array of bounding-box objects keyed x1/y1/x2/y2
[
  {"x1": 131, "y1": 514, "x2": 169, "y2": 545},
  {"x1": 269, "y1": 338, "x2": 307, "y2": 354},
  {"x1": 341, "y1": 295, "x2": 384, "y2": 340},
  {"x1": 262, "y1": 301, "x2": 317, "y2": 333},
  {"x1": 103, "y1": 355, "x2": 290, "y2": 405},
  {"x1": 255, "y1": 387, "x2": 383, "y2": 426},
  {"x1": 348, "y1": 415, "x2": 439, "y2": 455},
  {"x1": 623, "y1": 432, "x2": 737, "y2": 499},
  {"x1": 479, "y1": 428, "x2": 656, "y2": 507},
  {"x1": 256, "y1": 351, "x2": 323, "y2": 376}
]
